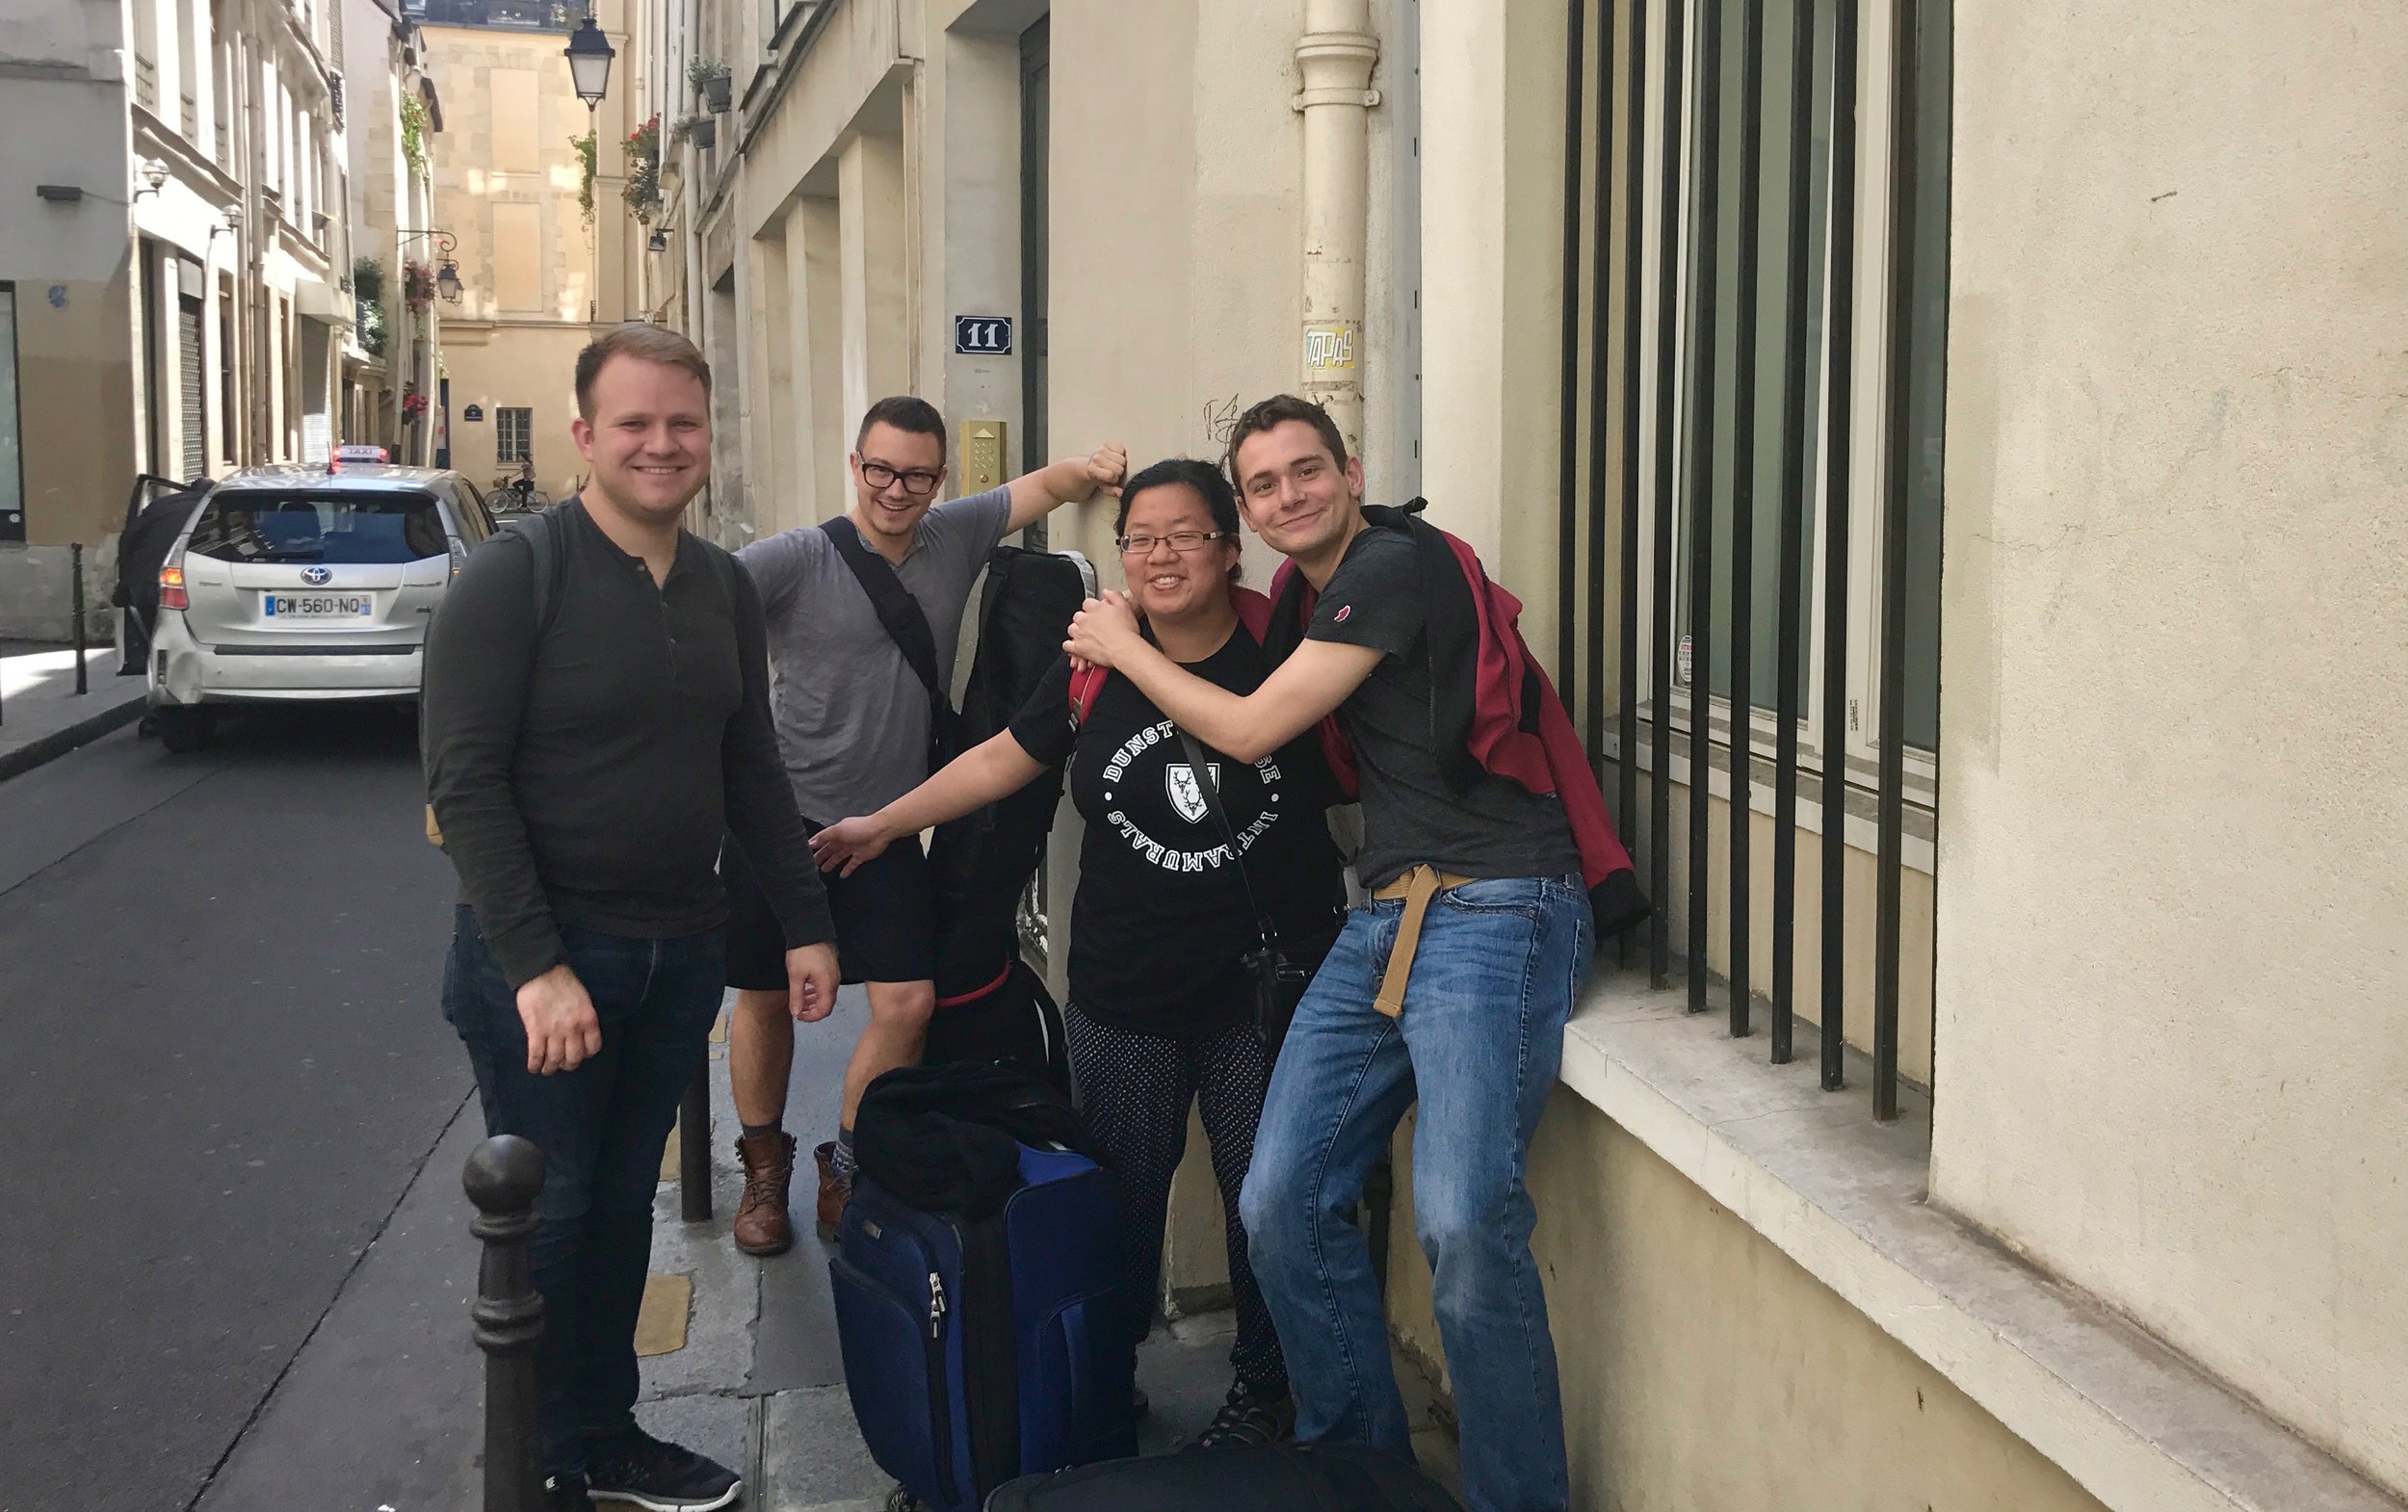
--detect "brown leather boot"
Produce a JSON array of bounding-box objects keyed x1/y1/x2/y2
[
  {"x1": 733, "y1": 1131, "x2": 798, "y2": 1257},
  {"x1": 814, "y1": 1139, "x2": 851, "y2": 1239}
]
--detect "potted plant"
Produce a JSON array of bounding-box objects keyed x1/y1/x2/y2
[
  {"x1": 668, "y1": 113, "x2": 716, "y2": 152},
  {"x1": 402, "y1": 260, "x2": 436, "y2": 313},
  {"x1": 689, "y1": 58, "x2": 732, "y2": 114}
]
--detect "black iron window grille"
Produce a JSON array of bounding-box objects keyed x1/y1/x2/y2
[{"x1": 1555, "y1": 0, "x2": 1951, "y2": 1120}]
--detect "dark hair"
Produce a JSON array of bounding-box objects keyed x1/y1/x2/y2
[
  {"x1": 1116, "y1": 457, "x2": 1244, "y2": 584},
  {"x1": 855, "y1": 396, "x2": 948, "y2": 464},
  {"x1": 1221, "y1": 393, "x2": 1348, "y2": 483},
  {"x1": 574, "y1": 324, "x2": 712, "y2": 419}
]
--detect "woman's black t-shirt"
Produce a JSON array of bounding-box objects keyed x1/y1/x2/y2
[{"x1": 1007, "y1": 624, "x2": 1348, "y2": 1037}]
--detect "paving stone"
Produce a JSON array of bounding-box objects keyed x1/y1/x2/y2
[
  {"x1": 758, "y1": 1385, "x2": 891, "y2": 1511},
  {"x1": 632, "y1": 1391, "x2": 751, "y2": 1489}
]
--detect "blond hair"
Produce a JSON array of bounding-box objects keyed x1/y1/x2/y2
[{"x1": 574, "y1": 323, "x2": 712, "y2": 419}]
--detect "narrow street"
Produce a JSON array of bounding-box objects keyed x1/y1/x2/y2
[{"x1": 0, "y1": 710, "x2": 467, "y2": 1512}]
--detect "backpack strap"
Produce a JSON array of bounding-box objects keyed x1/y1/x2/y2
[
  {"x1": 425, "y1": 500, "x2": 574, "y2": 849},
  {"x1": 507, "y1": 495, "x2": 575, "y2": 642},
  {"x1": 1066, "y1": 662, "x2": 1109, "y2": 728},
  {"x1": 818, "y1": 514, "x2": 945, "y2": 697}
]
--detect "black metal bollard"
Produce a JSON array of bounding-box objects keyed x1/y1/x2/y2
[
  {"x1": 70, "y1": 544, "x2": 88, "y2": 695},
  {"x1": 465, "y1": 1134, "x2": 548, "y2": 1512},
  {"x1": 678, "y1": 1073, "x2": 712, "y2": 1222}
]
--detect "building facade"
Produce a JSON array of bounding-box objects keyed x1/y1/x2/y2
[
  {"x1": 419, "y1": 0, "x2": 655, "y2": 505},
  {"x1": 0, "y1": 0, "x2": 434, "y2": 639},
  {"x1": 668, "y1": 0, "x2": 2406, "y2": 1507},
  {"x1": 343, "y1": 0, "x2": 444, "y2": 464}
]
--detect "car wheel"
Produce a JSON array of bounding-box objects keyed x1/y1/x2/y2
[{"x1": 155, "y1": 706, "x2": 218, "y2": 754}]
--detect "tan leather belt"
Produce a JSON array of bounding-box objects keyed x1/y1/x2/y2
[{"x1": 1369, "y1": 866, "x2": 1480, "y2": 1018}]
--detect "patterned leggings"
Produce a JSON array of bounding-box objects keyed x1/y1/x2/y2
[{"x1": 1063, "y1": 1002, "x2": 1287, "y2": 1396}]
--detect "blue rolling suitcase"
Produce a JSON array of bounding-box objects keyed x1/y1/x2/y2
[
  {"x1": 985, "y1": 1442, "x2": 1464, "y2": 1512},
  {"x1": 832, "y1": 1143, "x2": 1138, "y2": 1512}
]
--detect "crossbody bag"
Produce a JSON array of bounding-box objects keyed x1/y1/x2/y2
[{"x1": 1172, "y1": 725, "x2": 1322, "y2": 1052}]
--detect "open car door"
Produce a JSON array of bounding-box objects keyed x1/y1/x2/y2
[{"x1": 115, "y1": 472, "x2": 209, "y2": 674}]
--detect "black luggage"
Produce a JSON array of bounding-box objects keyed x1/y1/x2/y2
[
  {"x1": 984, "y1": 1441, "x2": 1463, "y2": 1512},
  {"x1": 922, "y1": 545, "x2": 1094, "y2": 1088}
]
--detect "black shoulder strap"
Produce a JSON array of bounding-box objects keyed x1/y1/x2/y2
[
  {"x1": 819, "y1": 515, "x2": 944, "y2": 696},
  {"x1": 1173, "y1": 726, "x2": 1278, "y2": 949},
  {"x1": 1366, "y1": 498, "x2": 1484, "y2": 795},
  {"x1": 514, "y1": 496, "x2": 575, "y2": 643}
]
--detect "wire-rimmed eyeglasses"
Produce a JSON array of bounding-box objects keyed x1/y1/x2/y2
[{"x1": 1117, "y1": 530, "x2": 1233, "y2": 557}]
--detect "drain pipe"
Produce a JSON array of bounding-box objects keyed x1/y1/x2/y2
[{"x1": 1294, "y1": 0, "x2": 1380, "y2": 455}]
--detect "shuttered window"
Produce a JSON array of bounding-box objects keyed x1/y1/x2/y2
[{"x1": 179, "y1": 296, "x2": 206, "y2": 480}]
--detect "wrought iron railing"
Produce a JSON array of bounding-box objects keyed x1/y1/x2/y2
[{"x1": 1555, "y1": 0, "x2": 1950, "y2": 1119}]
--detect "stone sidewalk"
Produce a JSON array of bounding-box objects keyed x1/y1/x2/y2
[
  {"x1": 196, "y1": 982, "x2": 1461, "y2": 1509},
  {"x1": 0, "y1": 641, "x2": 147, "y2": 782}
]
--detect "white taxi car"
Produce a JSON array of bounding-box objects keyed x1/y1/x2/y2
[{"x1": 146, "y1": 464, "x2": 499, "y2": 751}]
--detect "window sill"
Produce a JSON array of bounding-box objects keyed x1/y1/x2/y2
[{"x1": 1558, "y1": 965, "x2": 2396, "y2": 1512}]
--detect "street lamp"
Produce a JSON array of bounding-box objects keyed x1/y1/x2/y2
[
  {"x1": 564, "y1": 17, "x2": 615, "y2": 113},
  {"x1": 436, "y1": 260, "x2": 463, "y2": 303}
]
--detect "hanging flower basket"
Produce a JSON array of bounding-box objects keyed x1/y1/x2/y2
[
  {"x1": 622, "y1": 114, "x2": 664, "y2": 222},
  {"x1": 669, "y1": 114, "x2": 716, "y2": 152},
  {"x1": 402, "y1": 260, "x2": 436, "y2": 313}
]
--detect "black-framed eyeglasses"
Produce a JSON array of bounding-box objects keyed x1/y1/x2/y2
[
  {"x1": 1117, "y1": 530, "x2": 1233, "y2": 557},
  {"x1": 860, "y1": 460, "x2": 943, "y2": 497}
]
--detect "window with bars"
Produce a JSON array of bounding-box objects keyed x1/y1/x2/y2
[
  {"x1": 496, "y1": 407, "x2": 534, "y2": 462},
  {"x1": 1554, "y1": 0, "x2": 1952, "y2": 1118}
]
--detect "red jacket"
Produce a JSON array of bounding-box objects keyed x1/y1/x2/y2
[{"x1": 1265, "y1": 505, "x2": 1649, "y2": 936}]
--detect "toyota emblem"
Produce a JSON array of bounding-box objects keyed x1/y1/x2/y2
[{"x1": 301, "y1": 565, "x2": 332, "y2": 586}]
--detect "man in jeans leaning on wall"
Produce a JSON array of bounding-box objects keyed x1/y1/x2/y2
[
  {"x1": 1064, "y1": 395, "x2": 1637, "y2": 1512},
  {"x1": 424, "y1": 324, "x2": 839, "y2": 1512}
]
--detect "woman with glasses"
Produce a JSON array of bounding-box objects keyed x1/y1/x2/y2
[{"x1": 813, "y1": 456, "x2": 1346, "y2": 1450}]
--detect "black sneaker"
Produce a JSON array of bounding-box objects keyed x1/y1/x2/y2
[
  {"x1": 1183, "y1": 1378, "x2": 1296, "y2": 1450},
  {"x1": 584, "y1": 1426, "x2": 744, "y2": 1511},
  {"x1": 546, "y1": 1472, "x2": 597, "y2": 1510}
]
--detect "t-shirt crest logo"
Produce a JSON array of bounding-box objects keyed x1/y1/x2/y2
[
  {"x1": 1333, "y1": 605, "x2": 1352, "y2": 623},
  {"x1": 1165, "y1": 762, "x2": 1222, "y2": 824}
]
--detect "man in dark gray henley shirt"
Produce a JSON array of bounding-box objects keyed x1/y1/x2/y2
[{"x1": 423, "y1": 324, "x2": 836, "y2": 1512}]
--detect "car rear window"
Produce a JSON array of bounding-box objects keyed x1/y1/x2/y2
[{"x1": 185, "y1": 491, "x2": 449, "y2": 565}]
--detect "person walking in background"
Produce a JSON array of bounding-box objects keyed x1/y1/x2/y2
[
  {"x1": 720, "y1": 397, "x2": 1127, "y2": 1257},
  {"x1": 423, "y1": 325, "x2": 840, "y2": 1512},
  {"x1": 815, "y1": 458, "x2": 1348, "y2": 1449},
  {"x1": 1062, "y1": 396, "x2": 1643, "y2": 1512}
]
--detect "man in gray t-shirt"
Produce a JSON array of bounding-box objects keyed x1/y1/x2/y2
[{"x1": 720, "y1": 394, "x2": 1124, "y2": 1255}]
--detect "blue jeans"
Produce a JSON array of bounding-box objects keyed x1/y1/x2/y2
[
  {"x1": 1240, "y1": 875, "x2": 1591, "y2": 1512},
  {"x1": 442, "y1": 906, "x2": 727, "y2": 1476}
]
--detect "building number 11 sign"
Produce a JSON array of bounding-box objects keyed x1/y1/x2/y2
[{"x1": 955, "y1": 316, "x2": 1014, "y2": 355}]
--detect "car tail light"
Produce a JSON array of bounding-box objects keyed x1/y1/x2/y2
[{"x1": 160, "y1": 563, "x2": 188, "y2": 610}]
